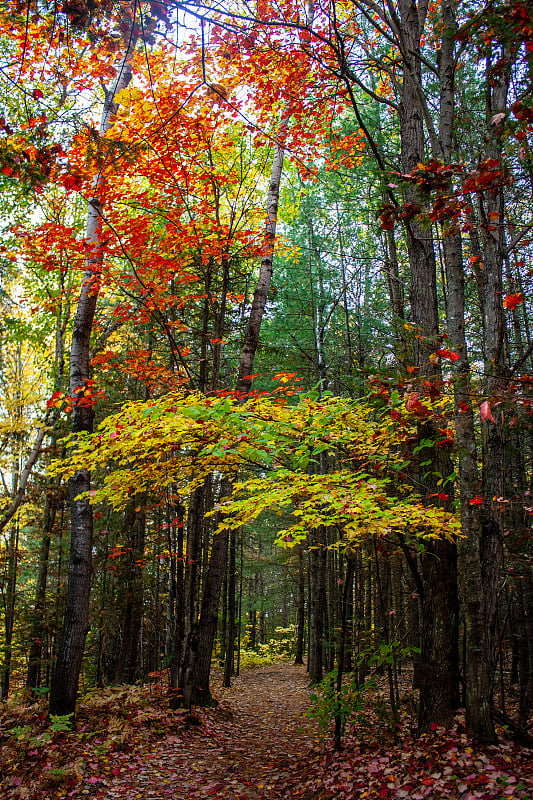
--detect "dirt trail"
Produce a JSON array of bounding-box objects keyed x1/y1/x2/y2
[{"x1": 104, "y1": 663, "x2": 319, "y2": 800}]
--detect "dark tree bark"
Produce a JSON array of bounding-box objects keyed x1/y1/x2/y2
[
  {"x1": 334, "y1": 555, "x2": 355, "y2": 750},
  {"x1": 185, "y1": 482, "x2": 231, "y2": 705},
  {"x1": 26, "y1": 483, "x2": 62, "y2": 695},
  {"x1": 427, "y1": 0, "x2": 508, "y2": 741},
  {"x1": 513, "y1": 567, "x2": 533, "y2": 735},
  {"x1": 394, "y1": 0, "x2": 460, "y2": 730},
  {"x1": 223, "y1": 527, "x2": 237, "y2": 686},
  {"x1": 308, "y1": 523, "x2": 327, "y2": 684},
  {"x1": 236, "y1": 533, "x2": 244, "y2": 675},
  {"x1": 170, "y1": 481, "x2": 205, "y2": 707},
  {"x1": 294, "y1": 547, "x2": 306, "y2": 665},
  {"x1": 248, "y1": 597, "x2": 256, "y2": 652},
  {"x1": 114, "y1": 504, "x2": 145, "y2": 684},
  {"x1": 450, "y1": 32, "x2": 509, "y2": 742},
  {"x1": 1, "y1": 518, "x2": 19, "y2": 700},
  {"x1": 219, "y1": 571, "x2": 228, "y2": 662},
  {"x1": 177, "y1": 111, "x2": 288, "y2": 705}
]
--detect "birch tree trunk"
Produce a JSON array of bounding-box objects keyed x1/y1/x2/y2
[
  {"x1": 49, "y1": 29, "x2": 137, "y2": 718},
  {"x1": 0, "y1": 416, "x2": 58, "y2": 536}
]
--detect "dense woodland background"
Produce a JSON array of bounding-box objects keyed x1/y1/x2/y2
[{"x1": 0, "y1": 0, "x2": 532, "y2": 750}]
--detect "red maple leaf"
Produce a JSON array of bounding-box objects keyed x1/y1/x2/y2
[{"x1": 437, "y1": 348, "x2": 460, "y2": 362}]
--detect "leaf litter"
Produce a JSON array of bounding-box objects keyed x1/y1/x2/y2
[{"x1": 0, "y1": 664, "x2": 531, "y2": 799}]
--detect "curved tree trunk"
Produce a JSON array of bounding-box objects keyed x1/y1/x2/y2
[
  {"x1": 49, "y1": 28, "x2": 137, "y2": 718},
  {"x1": 179, "y1": 110, "x2": 289, "y2": 706}
]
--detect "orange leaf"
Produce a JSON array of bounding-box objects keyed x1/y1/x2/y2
[
  {"x1": 437, "y1": 348, "x2": 460, "y2": 362},
  {"x1": 503, "y1": 292, "x2": 524, "y2": 310}
]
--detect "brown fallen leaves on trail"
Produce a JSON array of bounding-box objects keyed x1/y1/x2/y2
[
  {"x1": 1, "y1": 663, "x2": 532, "y2": 800},
  {"x1": 0, "y1": 664, "x2": 320, "y2": 800},
  {"x1": 98, "y1": 663, "x2": 318, "y2": 800}
]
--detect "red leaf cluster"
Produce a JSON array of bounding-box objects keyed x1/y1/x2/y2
[{"x1": 503, "y1": 293, "x2": 524, "y2": 310}]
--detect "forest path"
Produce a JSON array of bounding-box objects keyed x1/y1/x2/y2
[{"x1": 104, "y1": 663, "x2": 320, "y2": 800}]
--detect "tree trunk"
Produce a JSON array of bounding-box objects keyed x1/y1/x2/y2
[
  {"x1": 418, "y1": 540, "x2": 459, "y2": 727},
  {"x1": 0, "y1": 418, "x2": 58, "y2": 537},
  {"x1": 236, "y1": 533, "x2": 244, "y2": 675},
  {"x1": 170, "y1": 481, "x2": 205, "y2": 706},
  {"x1": 308, "y1": 524, "x2": 326, "y2": 684},
  {"x1": 1, "y1": 518, "x2": 19, "y2": 699},
  {"x1": 49, "y1": 31, "x2": 136, "y2": 718},
  {"x1": 397, "y1": 0, "x2": 459, "y2": 729},
  {"x1": 180, "y1": 109, "x2": 289, "y2": 704},
  {"x1": 457, "y1": 45, "x2": 510, "y2": 743},
  {"x1": 513, "y1": 567, "x2": 533, "y2": 734},
  {"x1": 223, "y1": 527, "x2": 237, "y2": 686},
  {"x1": 26, "y1": 482, "x2": 62, "y2": 695},
  {"x1": 334, "y1": 555, "x2": 355, "y2": 750},
  {"x1": 294, "y1": 547, "x2": 305, "y2": 665},
  {"x1": 114, "y1": 503, "x2": 145, "y2": 684},
  {"x1": 186, "y1": 481, "x2": 231, "y2": 705}
]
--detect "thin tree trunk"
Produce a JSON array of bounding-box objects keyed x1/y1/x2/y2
[
  {"x1": 26, "y1": 481, "x2": 62, "y2": 695},
  {"x1": 223, "y1": 527, "x2": 237, "y2": 686},
  {"x1": 219, "y1": 571, "x2": 228, "y2": 662},
  {"x1": 294, "y1": 547, "x2": 305, "y2": 665},
  {"x1": 114, "y1": 503, "x2": 145, "y2": 684},
  {"x1": 170, "y1": 481, "x2": 205, "y2": 706},
  {"x1": 514, "y1": 567, "x2": 533, "y2": 734},
  {"x1": 1, "y1": 518, "x2": 20, "y2": 699},
  {"x1": 308, "y1": 524, "x2": 326, "y2": 684},
  {"x1": 336, "y1": 204, "x2": 354, "y2": 370},
  {"x1": 182, "y1": 109, "x2": 289, "y2": 705},
  {"x1": 334, "y1": 555, "x2": 355, "y2": 751},
  {"x1": 236, "y1": 532, "x2": 244, "y2": 676},
  {"x1": 0, "y1": 415, "x2": 58, "y2": 536}
]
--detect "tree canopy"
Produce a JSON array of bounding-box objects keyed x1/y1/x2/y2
[{"x1": 0, "y1": 0, "x2": 532, "y2": 756}]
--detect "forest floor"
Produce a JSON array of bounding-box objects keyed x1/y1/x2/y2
[{"x1": 1, "y1": 662, "x2": 532, "y2": 800}]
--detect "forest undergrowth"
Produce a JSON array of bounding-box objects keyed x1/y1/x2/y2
[{"x1": 0, "y1": 663, "x2": 531, "y2": 800}]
